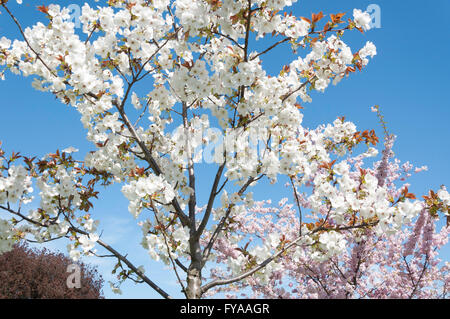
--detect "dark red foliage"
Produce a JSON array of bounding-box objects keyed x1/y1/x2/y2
[{"x1": 0, "y1": 242, "x2": 104, "y2": 299}]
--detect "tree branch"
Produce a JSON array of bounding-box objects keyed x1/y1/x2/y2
[
  {"x1": 150, "y1": 201, "x2": 188, "y2": 297},
  {"x1": 251, "y1": 37, "x2": 291, "y2": 61},
  {"x1": 195, "y1": 161, "x2": 226, "y2": 239},
  {"x1": 181, "y1": 102, "x2": 197, "y2": 229}
]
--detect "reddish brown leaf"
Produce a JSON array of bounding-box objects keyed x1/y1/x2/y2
[
  {"x1": 37, "y1": 5, "x2": 49, "y2": 14},
  {"x1": 312, "y1": 11, "x2": 324, "y2": 24}
]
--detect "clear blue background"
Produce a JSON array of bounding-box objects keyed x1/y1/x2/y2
[{"x1": 0, "y1": 0, "x2": 449, "y2": 298}]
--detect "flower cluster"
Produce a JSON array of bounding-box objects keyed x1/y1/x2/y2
[
  {"x1": 0, "y1": 165, "x2": 33, "y2": 205},
  {"x1": 121, "y1": 174, "x2": 176, "y2": 218}
]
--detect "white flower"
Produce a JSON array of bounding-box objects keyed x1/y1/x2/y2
[
  {"x1": 109, "y1": 282, "x2": 122, "y2": 295},
  {"x1": 62, "y1": 147, "x2": 79, "y2": 154},
  {"x1": 0, "y1": 219, "x2": 14, "y2": 254},
  {"x1": 0, "y1": 37, "x2": 11, "y2": 50},
  {"x1": 172, "y1": 226, "x2": 189, "y2": 244},
  {"x1": 78, "y1": 233, "x2": 99, "y2": 253},
  {"x1": 67, "y1": 244, "x2": 81, "y2": 261},
  {"x1": 362, "y1": 147, "x2": 378, "y2": 158},
  {"x1": 319, "y1": 231, "x2": 347, "y2": 256},
  {"x1": 131, "y1": 92, "x2": 142, "y2": 110},
  {"x1": 353, "y1": 9, "x2": 372, "y2": 31},
  {"x1": 360, "y1": 41, "x2": 377, "y2": 59},
  {"x1": 266, "y1": 233, "x2": 280, "y2": 249},
  {"x1": 437, "y1": 187, "x2": 450, "y2": 206},
  {"x1": 84, "y1": 219, "x2": 99, "y2": 232},
  {"x1": 70, "y1": 249, "x2": 81, "y2": 262},
  {"x1": 334, "y1": 162, "x2": 349, "y2": 175},
  {"x1": 397, "y1": 200, "x2": 422, "y2": 223}
]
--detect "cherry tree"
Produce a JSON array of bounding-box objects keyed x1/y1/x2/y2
[{"x1": 0, "y1": 0, "x2": 448, "y2": 299}]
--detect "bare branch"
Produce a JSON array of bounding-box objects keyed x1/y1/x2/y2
[
  {"x1": 290, "y1": 177, "x2": 303, "y2": 236},
  {"x1": 211, "y1": 31, "x2": 244, "y2": 50},
  {"x1": 251, "y1": 37, "x2": 291, "y2": 61},
  {"x1": 196, "y1": 161, "x2": 227, "y2": 239},
  {"x1": 281, "y1": 77, "x2": 314, "y2": 103},
  {"x1": 182, "y1": 102, "x2": 197, "y2": 228},
  {"x1": 150, "y1": 201, "x2": 188, "y2": 297}
]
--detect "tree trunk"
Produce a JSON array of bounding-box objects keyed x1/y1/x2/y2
[{"x1": 186, "y1": 240, "x2": 203, "y2": 299}]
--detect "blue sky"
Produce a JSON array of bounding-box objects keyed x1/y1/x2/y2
[{"x1": 0, "y1": 0, "x2": 449, "y2": 298}]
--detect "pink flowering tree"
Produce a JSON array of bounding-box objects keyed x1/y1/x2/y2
[
  {"x1": 0, "y1": 0, "x2": 448, "y2": 299},
  {"x1": 207, "y1": 112, "x2": 450, "y2": 298},
  {"x1": 207, "y1": 198, "x2": 450, "y2": 298}
]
